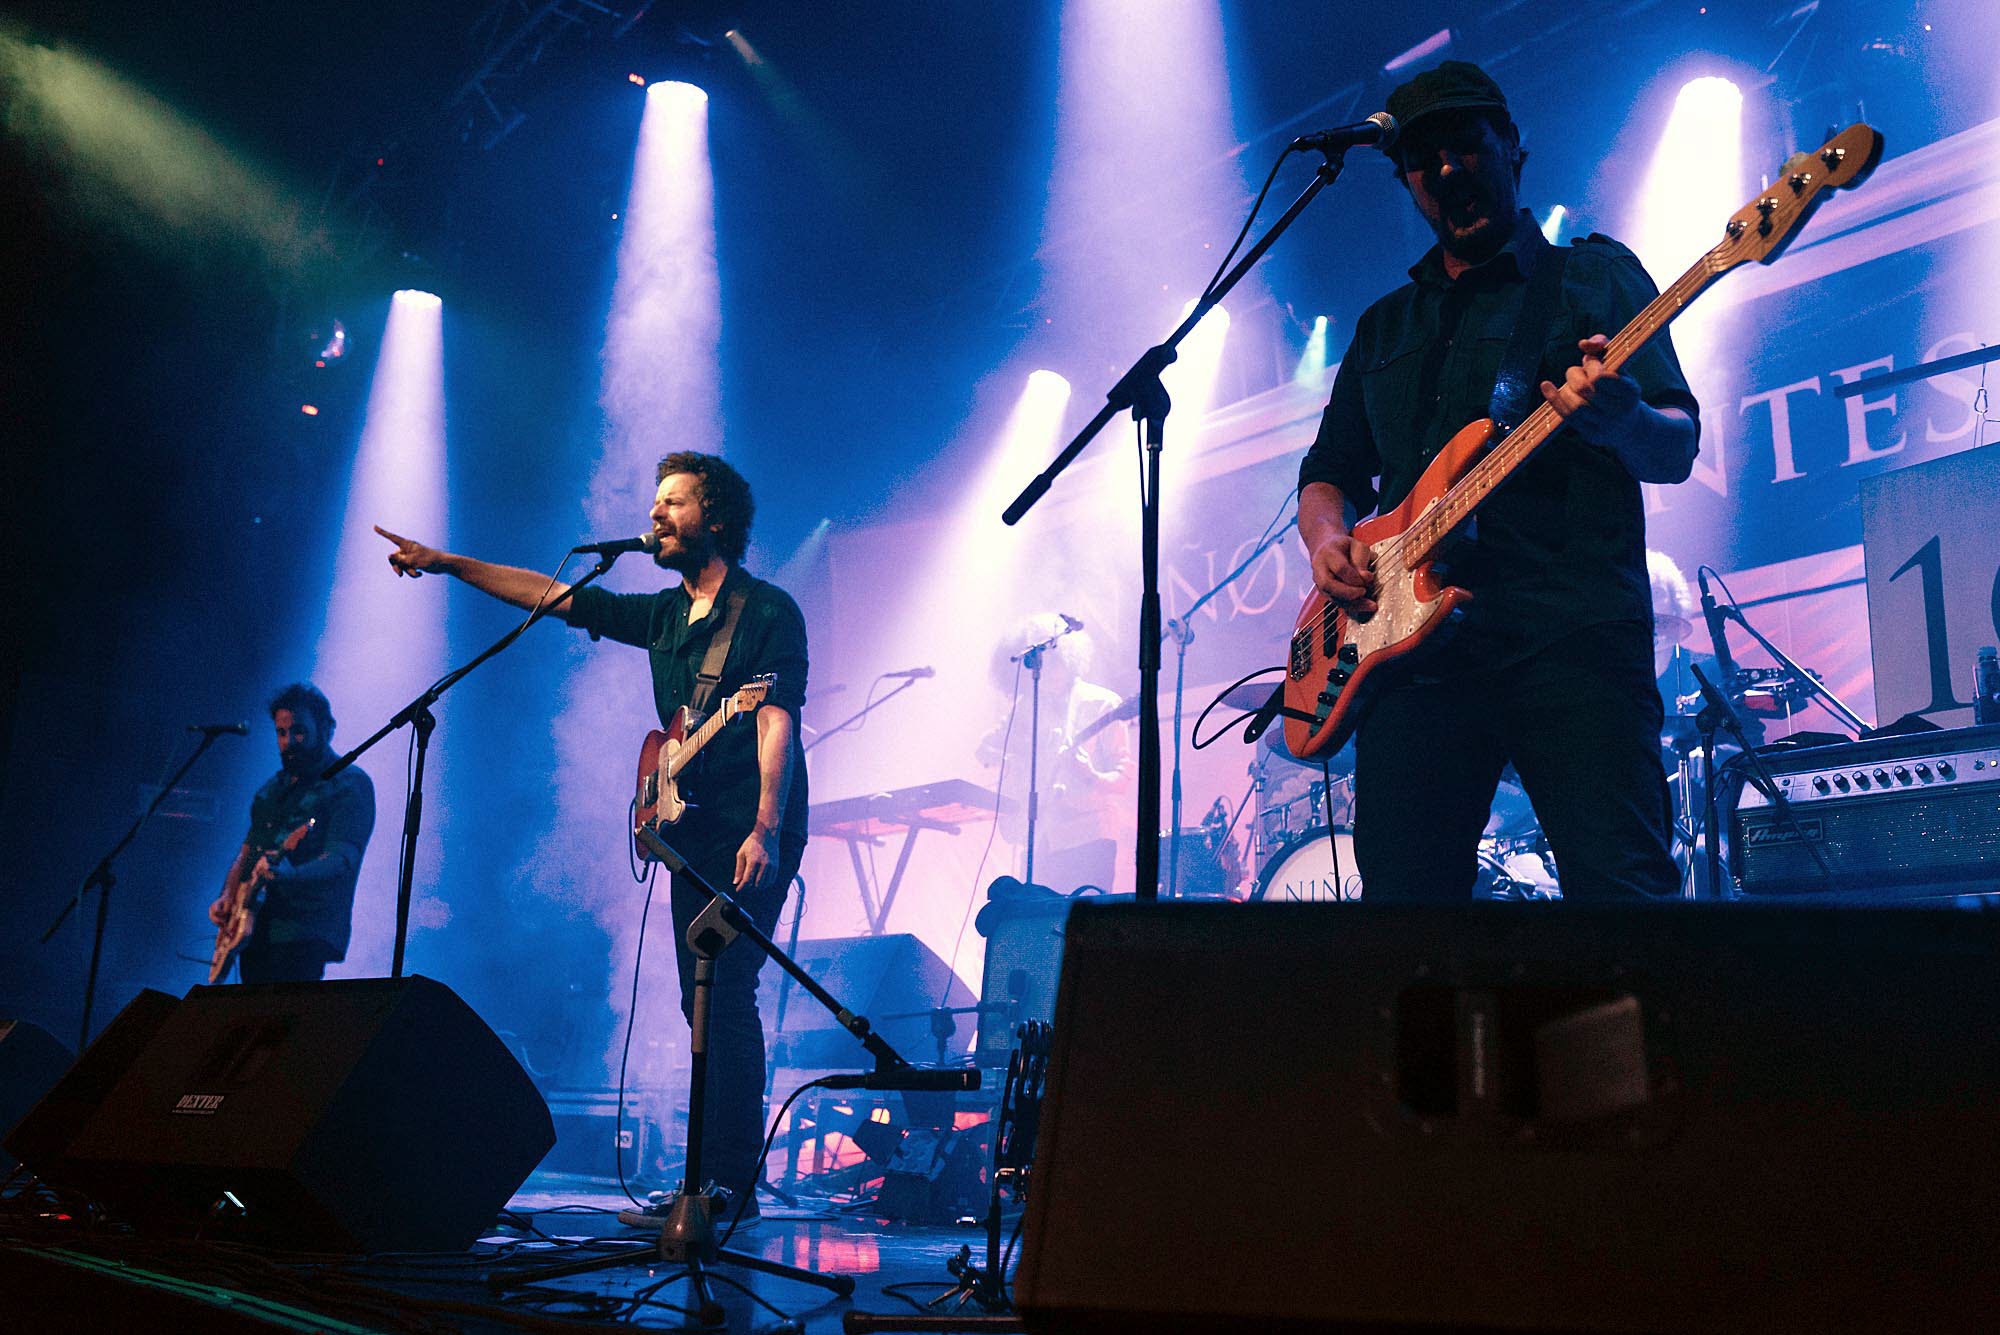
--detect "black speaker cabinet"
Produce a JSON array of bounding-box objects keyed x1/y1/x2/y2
[
  {"x1": 1016, "y1": 902, "x2": 2000, "y2": 1334},
  {"x1": 0, "y1": 1018, "x2": 75, "y2": 1175},
  {"x1": 10, "y1": 975, "x2": 554, "y2": 1254},
  {"x1": 5, "y1": 989, "x2": 178, "y2": 1173}
]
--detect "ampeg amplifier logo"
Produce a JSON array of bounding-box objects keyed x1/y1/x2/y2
[
  {"x1": 173, "y1": 1093, "x2": 227, "y2": 1115},
  {"x1": 1741, "y1": 817, "x2": 1825, "y2": 846}
]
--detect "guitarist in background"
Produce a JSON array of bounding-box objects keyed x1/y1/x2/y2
[
  {"x1": 1297, "y1": 62, "x2": 1699, "y2": 901},
  {"x1": 207, "y1": 683, "x2": 376, "y2": 981},
  {"x1": 376, "y1": 451, "x2": 808, "y2": 1223}
]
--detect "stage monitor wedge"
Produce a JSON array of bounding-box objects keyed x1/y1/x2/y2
[
  {"x1": 14, "y1": 975, "x2": 554, "y2": 1254},
  {"x1": 1016, "y1": 901, "x2": 2000, "y2": 1335}
]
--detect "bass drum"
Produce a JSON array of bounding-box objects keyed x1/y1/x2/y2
[{"x1": 1252, "y1": 826, "x2": 1363, "y2": 903}]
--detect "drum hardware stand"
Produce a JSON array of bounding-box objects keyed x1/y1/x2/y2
[
  {"x1": 42, "y1": 725, "x2": 236, "y2": 1046},
  {"x1": 1001, "y1": 146, "x2": 1355, "y2": 900},
  {"x1": 843, "y1": 1024, "x2": 1051, "y2": 1335},
  {"x1": 499, "y1": 824, "x2": 977, "y2": 1325}
]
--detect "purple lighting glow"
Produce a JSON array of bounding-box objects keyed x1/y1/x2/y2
[
  {"x1": 311, "y1": 291, "x2": 450, "y2": 977},
  {"x1": 525, "y1": 74, "x2": 720, "y2": 1086}
]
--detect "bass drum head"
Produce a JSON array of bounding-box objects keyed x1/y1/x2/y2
[{"x1": 1252, "y1": 826, "x2": 1362, "y2": 902}]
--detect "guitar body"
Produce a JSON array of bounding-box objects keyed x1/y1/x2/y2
[
  {"x1": 1283, "y1": 418, "x2": 1495, "y2": 761},
  {"x1": 209, "y1": 817, "x2": 314, "y2": 983},
  {"x1": 635, "y1": 709, "x2": 695, "y2": 843},
  {"x1": 1282, "y1": 123, "x2": 1884, "y2": 765},
  {"x1": 632, "y1": 675, "x2": 775, "y2": 863}
]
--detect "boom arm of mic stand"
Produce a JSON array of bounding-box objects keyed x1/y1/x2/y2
[
  {"x1": 315, "y1": 551, "x2": 626, "y2": 978},
  {"x1": 634, "y1": 823, "x2": 942, "y2": 1080},
  {"x1": 1718, "y1": 602, "x2": 1871, "y2": 736},
  {"x1": 1000, "y1": 154, "x2": 1347, "y2": 527},
  {"x1": 320, "y1": 553, "x2": 621, "y2": 784},
  {"x1": 801, "y1": 676, "x2": 919, "y2": 755},
  {"x1": 41, "y1": 728, "x2": 227, "y2": 944}
]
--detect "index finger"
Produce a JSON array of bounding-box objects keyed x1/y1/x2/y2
[{"x1": 374, "y1": 525, "x2": 409, "y2": 546}]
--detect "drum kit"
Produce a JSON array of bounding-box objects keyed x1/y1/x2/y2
[{"x1": 1219, "y1": 687, "x2": 1558, "y2": 903}]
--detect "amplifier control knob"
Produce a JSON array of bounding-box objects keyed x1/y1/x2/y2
[
  {"x1": 1939, "y1": 760, "x2": 1955, "y2": 778},
  {"x1": 1915, "y1": 763, "x2": 1932, "y2": 781},
  {"x1": 1873, "y1": 768, "x2": 1890, "y2": 785},
  {"x1": 1834, "y1": 774, "x2": 1851, "y2": 790},
  {"x1": 1811, "y1": 775, "x2": 1830, "y2": 792},
  {"x1": 1894, "y1": 765, "x2": 1911, "y2": 783}
]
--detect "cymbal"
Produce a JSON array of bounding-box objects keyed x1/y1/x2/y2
[
  {"x1": 1222, "y1": 681, "x2": 1281, "y2": 712},
  {"x1": 1654, "y1": 612, "x2": 1693, "y2": 644},
  {"x1": 1259, "y1": 716, "x2": 1356, "y2": 775}
]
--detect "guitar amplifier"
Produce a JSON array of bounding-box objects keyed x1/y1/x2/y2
[{"x1": 1730, "y1": 723, "x2": 2000, "y2": 898}]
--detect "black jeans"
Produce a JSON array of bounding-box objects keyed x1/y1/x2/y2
[
  {"x1": 237, "y1": 939, "x2": 333, "y2": 983},
  {"x1": 1353, "y1": 620, "x2": 1677, "y2": 901},
  {"x1": 666, "y1": 836, "x2": 799, "y2": 1202}
]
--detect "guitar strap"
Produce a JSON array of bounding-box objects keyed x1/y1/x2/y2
[
  {"x1": 1486, "y1": 232, "x2": 1572, "y2": 433},
  {"x1": 688, "y1": 585, "x2": 750, "y2": 720}
]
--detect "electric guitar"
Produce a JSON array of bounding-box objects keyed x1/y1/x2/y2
[
  {"x1": 632, "y1": 675, "x2": 775, "y2": 861},
  {"x1": 209, "y1": 817, "x2": 316, "y2": 983},
  {"x1": 1283, "y1": 123, "x2": 1883, "y2": 761}
]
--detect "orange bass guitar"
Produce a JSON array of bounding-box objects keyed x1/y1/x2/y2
[{"x1": 1283, "y1": 124, "x2": 1883, "y2": 762}]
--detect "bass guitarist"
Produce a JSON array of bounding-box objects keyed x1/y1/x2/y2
[
  {"x1": 377, "y1": 451, "x2": 808, "y2": 1224},
  {"x1": 207, "y1": 683, "x2": 376, "y2": 981},
  {"x1": 1297, "y1": 62, "x2": 1699, "y2": 901}
]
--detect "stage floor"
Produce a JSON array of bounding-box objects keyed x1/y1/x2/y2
[{"x1": 2, "y1": 1172, "x2": 1024, "y2": 1333}]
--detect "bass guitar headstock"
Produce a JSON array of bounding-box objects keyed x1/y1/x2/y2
[{"x1": 1709, "y1": 123, "x2": 1883, "y2": 273}]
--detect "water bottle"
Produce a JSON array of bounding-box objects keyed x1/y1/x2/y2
[{"x1": 1977, "y1": 646, "x2": 2000, "y2": 726}]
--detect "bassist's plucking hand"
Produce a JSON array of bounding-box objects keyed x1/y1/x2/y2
[{"x1": 1309, "y1": 534, "x2": 1377, "y2": 618}]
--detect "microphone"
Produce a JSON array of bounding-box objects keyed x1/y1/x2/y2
[
  {"x1": 1059, "y1": 614, "x2": 1085, "y2": 633},
  {"x1": 187, "y1": 722, "x2": 249, "y2": 736},
  {"x1": 818, "y1": 1066, "x2": 982, "y2": 1092},
  {"x1": 1290, "y1": 112, "x2": 1398, "y2": 155},
  {"x1": 1696, "y1": 568, "x2": 1738, "y2": 678},
  {"x1": 571, "y1": 533, "x2": 662, "y2": 556},
  {"x1": 881, "y1": 666, "x2": 936, "y2": 680}
]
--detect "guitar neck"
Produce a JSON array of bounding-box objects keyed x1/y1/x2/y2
[
  {"x1": 1404, "y1": 249, "x2": 1723, "y2": 563},
  {"x1": 665, "y1": 701, "x2": 735, "y2": 779}
]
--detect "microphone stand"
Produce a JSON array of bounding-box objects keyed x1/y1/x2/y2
[
  {"x1": 1702, "y1": 570, "x2": 1869, "y2": 736},
  {"x1": 1690, "y1": 663, "x2": 1832, "y2": 898},
  {"x1": 42, "y1": 728, "x2": 233, "y2": 1047},
  {"x1": 1001, "y1": 150, "x2": 1353, "y2": 901},
  {"x1": 1010, "y1": 623, "x2": 1078, "y2": 890},
  {"x1": 802, "y1": 677, "x2": 922, "y2": 754},
  {"x1": 498, "y1": 823, "x2": 975, "y2": 1319},
  {"x1": 1161, "y1": 516, "x2": 1298, "y2": 895},
  {"x1": 319, "y1": 549, "x2": 627, "y2": 978}
]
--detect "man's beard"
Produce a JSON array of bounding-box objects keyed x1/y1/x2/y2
[
  {"x1": 653, "y1": 533, "x2": 717, "y2": 579},
  {"x1": 281, "y1": 744, "x2": 329, "y2": 776}
]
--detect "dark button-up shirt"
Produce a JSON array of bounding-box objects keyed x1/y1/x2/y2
[
  {"x1": 1298, "y1": 212, "x2": 1700, "y2": 668},
  {"x1": 564, "y1": 566, "x2": 810, "y2": 855},
  {"x1": 245, "y1": 762, "x2": 374, "y2": 957}
]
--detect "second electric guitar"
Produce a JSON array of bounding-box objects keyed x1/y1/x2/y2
[
  {"x1": 1284, "y1": 123, "x2": 1884, "y2": 762},
  {"x1": 632, "y1": 674, "x2": 774, "y2": 862}
]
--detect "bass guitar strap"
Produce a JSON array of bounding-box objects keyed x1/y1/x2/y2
[
  {"x1": 1486, "y1": 232, "x2": 1572, "y2": 433},
  {"x1": 688, "y1": 586, "x2": 750, "y2": 720}
]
